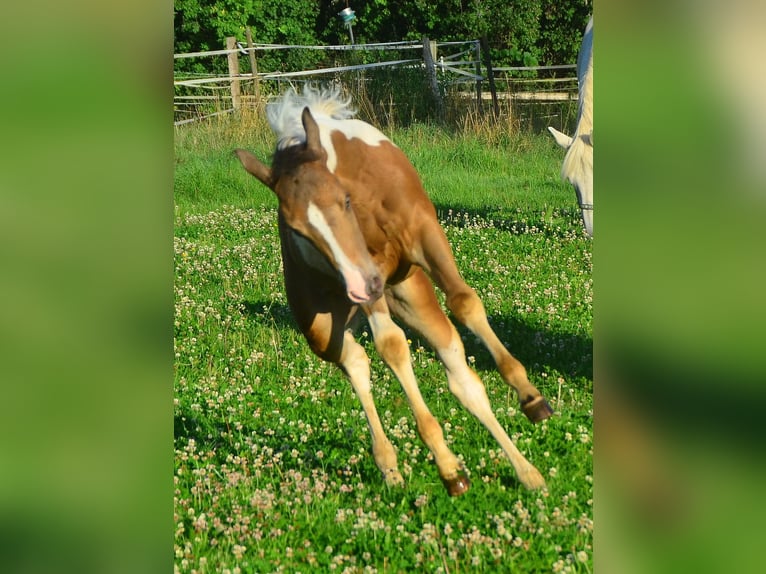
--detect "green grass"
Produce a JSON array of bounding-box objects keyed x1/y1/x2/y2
[{"x1": 174, "y1": 112, "x2": 592, "y2": 573}]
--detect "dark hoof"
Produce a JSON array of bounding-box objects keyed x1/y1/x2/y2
[
  {"x1": 442, "y1": 472, "x2": 471, "y2": 497},
  {"x1": 522, "y1": 396, "x2": 554, "y2": 423}
]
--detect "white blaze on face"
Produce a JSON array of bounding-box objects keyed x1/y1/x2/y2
[{"x1": 306, "y1": 202, "x2": 370, "y2": 303}]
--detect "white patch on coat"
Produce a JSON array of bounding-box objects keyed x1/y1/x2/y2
[
  {"x1": 315, "y1": 117, "x2": 389, "y2": 173},
  {"x1": 267, "y1": 85, "x2": 392, "y2": 173}
]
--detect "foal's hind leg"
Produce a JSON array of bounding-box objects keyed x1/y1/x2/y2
[
  {"x1": 387, "y1": 270, "x2": 546, "y2": 490},
  {"x1": 363, "y1": 296, "x2": 470, "y2": 496},
  {"x1": 419, "y1": 226, "x2": 553, "y2": 422}
]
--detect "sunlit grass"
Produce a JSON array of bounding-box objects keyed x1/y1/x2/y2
[{"x1": 174, "y1": 113, "x2": 592, "y2": 573}]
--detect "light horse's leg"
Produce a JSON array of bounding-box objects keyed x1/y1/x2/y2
[
  {"x1": 283, "y1": 272, "x2": 403, "y2": 487},
  {"x1": 387, "y1": 269, "x2": 545, "y2": 490},
  {"x1": 363, "y1": 295, "x2": 470, "y2": 495},
  {"x1": 419, "y1": 224, "x2": 554, "y2": 422}
]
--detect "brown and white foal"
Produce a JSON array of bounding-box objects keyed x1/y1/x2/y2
[{"x1": 236, "y1": 87, "x2": 552, "y2": 495}]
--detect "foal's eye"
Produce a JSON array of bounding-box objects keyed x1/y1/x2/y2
[{"x1": 344, "y1": 195, "x2": 351, "y2": 210}]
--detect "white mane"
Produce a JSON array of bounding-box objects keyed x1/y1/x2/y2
[
  {"x1": 561, "y1": 53, "x2": 593, "y2": 186},
  {"x1": 267, "y1": 85, "x2": 357, "y2": 150},
  {"x1": 265, "y1": 84, "x2": 392, "y2": 173},
  {"x1": 562, "y1": 17, "x2": 593, "y2": 185}
]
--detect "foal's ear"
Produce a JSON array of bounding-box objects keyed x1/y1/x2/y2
[
  {"x1": 301, "y1": 107, "x2": 322, "y2": 158},
  {"x1": 235, "y1": 149, "x2": 274, "y2": 189}
]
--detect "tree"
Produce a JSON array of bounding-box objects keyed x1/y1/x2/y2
[
  {"x1": 173, "y1": 0, "x2": 592, "y2": 71},
  {"x1": 174, "y1": 0, "x2": 324, "y2": 74},
  {"x1": 538, "y1": 0, "x2": 593, "y2": 65}
]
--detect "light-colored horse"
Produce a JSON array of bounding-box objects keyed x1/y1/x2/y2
[
  {"x1": 236, "y1": 86, "x2": 552, "y2": 495},
  {"x1": 549, "y1": 16, "x2": 593, "y2": 236}
]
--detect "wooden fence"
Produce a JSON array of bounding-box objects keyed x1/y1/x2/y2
[{"x1": 173, "y1": 33, "x2": 577, "y2": 128}]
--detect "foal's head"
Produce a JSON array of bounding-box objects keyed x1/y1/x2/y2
[{"x1": 236, "y1": 107, "x2": 383, "y2": 304}]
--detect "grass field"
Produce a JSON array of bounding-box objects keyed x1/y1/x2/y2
[{"x1": 174, "y1": 110, "x2": 593, "y2": 573}]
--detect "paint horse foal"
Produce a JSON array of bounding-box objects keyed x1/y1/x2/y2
[
  {"x1": 549, "y1": 16, "x2": 593, "y2": 236},
  {"x1": 236, "y1": 88, "x2": 552, "y2": 495}
]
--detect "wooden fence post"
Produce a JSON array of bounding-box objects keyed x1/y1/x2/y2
[
  {"x1": 245, "y1": 27, "x2": 260, "y2": 101},
  {"x1": 225, "y1": 36, "x2": 241, "y2": 110},
  {"x1": 422, "y1": 36, "x2": 445, "y2": 122},
  {"x1": 473, "y1": 40, "x2": 483, "y2": 113},
  {"x1": 480, "y1": 36, "x2": 499, "y2": 118}
]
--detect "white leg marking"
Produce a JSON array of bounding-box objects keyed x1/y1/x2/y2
[
  {"x1": 341, "y1": 331, "x2": 402, "y2": 486},
  {"x1": 440, "y1": 333, "x2": 546, "y2": 490},
  {"x1": 367, "y1": 310, "x2": 463, "y2": 481}
]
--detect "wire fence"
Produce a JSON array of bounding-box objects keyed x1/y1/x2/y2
[{"x1": 174, "y1": 37, "x2": 578, "y2": 132}]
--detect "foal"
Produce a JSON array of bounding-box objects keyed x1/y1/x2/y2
[{"x1": 236, "y1": 87, "x2": 552, "y2": 494}]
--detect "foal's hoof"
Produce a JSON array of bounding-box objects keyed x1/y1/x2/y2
[
  {"x1": 522, "y1": 396, "x2": 554, "y2": 423},
  {"x1": 383, "y1": 469, "x2": 405, "y2": 487},
  {"x1": 441, "y1": 472, "x2": 471, "y2": 497},
  {"x1": 519, "y1": 466, "x2": 547, "y2": 491}
]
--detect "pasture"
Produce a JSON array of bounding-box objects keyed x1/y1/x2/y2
[{"x1": 174, "y1": 109, "x2": 592, "y2": 573}]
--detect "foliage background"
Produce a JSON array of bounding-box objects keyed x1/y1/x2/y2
[{"x1": 174, "y1": 0, "x2": 593, "y2": 72}]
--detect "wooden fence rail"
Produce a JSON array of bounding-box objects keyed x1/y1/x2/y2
[{"x1": 173, "y1": 37, "x2": 577, "y2": 127}]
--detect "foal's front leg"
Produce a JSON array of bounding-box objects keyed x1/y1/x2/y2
[
  {"x1": 364, "y1": 297, "x2": 470, "y2": 496},
  {"x1": 337, "y1": 329, "x2": 404, "y2": 488},
  {"x1": 297, "y1": 301, "x2": 403, "y2": 488}
]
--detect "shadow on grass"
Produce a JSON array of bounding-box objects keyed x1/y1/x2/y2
[
  {"x1": 240, "y1": 298, "x2": 591, "y2": 385},
  {"x1": 242, "y1": 299, "x2": 296, "y2": 330},
  {"x1": 456, "y1": 315, "x2": 592, "y2": 383},
  {"x1": 433, "y1": 203, "x2": 587, "y2": 240},
  {"x1": 176, "y1": 301, "x2": 590, "y2": 489},
  {"x1": 173, "y1": 408, "x2": 387, "y2": 484}
]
